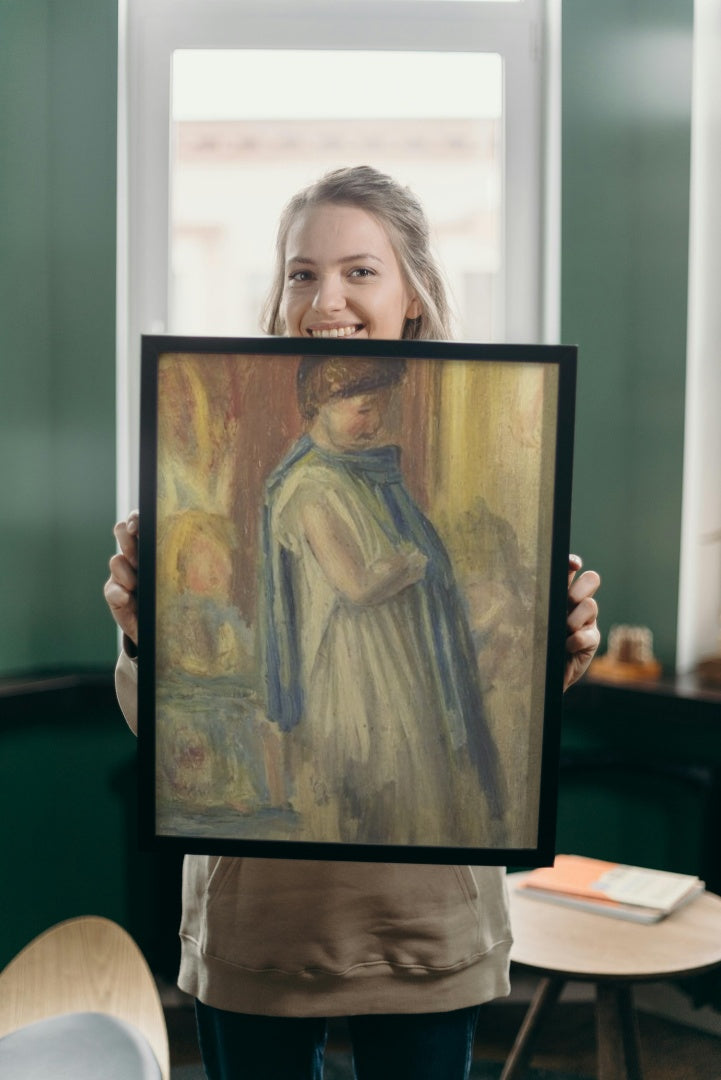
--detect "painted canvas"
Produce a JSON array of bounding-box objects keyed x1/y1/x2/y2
[{"x1": 138, "y1": 336, "x2": 576, "y2": 864}]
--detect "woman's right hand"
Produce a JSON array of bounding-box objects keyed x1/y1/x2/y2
[{"x1": 103, "y1": 510, "x2": 139, "y2": 646}]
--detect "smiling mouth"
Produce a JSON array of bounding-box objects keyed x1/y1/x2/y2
[{"x1": 307, "y1": 324, "x2": 364, "y2": 339}]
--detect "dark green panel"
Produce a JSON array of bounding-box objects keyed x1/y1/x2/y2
[
  {"x1": 0, "y1": 2, "x2": 55, "y2": 669},
  {"x1": 559, "y1": 682, "x2": 721, "y2": 890},
  {"x1": 556, "y1": 770, "x2": 708, "y2": 877},
  {"x1": 562, "y1": 0, "x2": 693, "y2": 668},
  {"x1": 47, "y1": 0, "x2": 118, "y2": 667},
  {"x1": 0, "y1": 0, "x2": 118, "y2": 674},
  {"x1": 0, "y1": 685, "x2": 132, "y2": 966},
  {"x1": 0, "y1": 681, "x2": 185, "y2": 976}
]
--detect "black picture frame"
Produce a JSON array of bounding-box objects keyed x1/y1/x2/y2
[{"x1": 138, "y1": 335, "x2": 576, "y2": 865}]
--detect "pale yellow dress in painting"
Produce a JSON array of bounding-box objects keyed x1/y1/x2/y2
[{"x1": 268, "y1": 443, "x2": 501, "y2": 848}]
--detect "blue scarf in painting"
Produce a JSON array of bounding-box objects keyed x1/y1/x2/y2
[{"x1": 261, "y1": 435, "x2": 501, "y2": 808}]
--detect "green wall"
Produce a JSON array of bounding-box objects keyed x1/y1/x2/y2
[
  {"x1": 0, "y1": 0, "x2": 118, "y2": 675},
  {"x1": 0, "y1": 0, "x2": 131, "y2": 969},
  {"x1": 562, "y1": 0, "x2": 693, "y2": 669}
]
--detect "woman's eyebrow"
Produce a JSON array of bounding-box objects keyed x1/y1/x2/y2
[
  {"x1": 339, "y1": 253, "x2": 384, "y2": 265},
  {"x1": 286, "y1": 253, "x2": 384, "y2": 266}
]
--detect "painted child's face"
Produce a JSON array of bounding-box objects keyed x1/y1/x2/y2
[
  {"x1": 183, "y1": 535, "x2": 232, "y2": 598},
  {"x1": 315, "y1": 388, "x2": 393, "y2": 453},
  {"x1": 281, "y1": 203, "x2": 421, "y2": 340}
]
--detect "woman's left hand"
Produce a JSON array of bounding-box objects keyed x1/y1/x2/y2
[{"x1": 564, "y1": 554, "x2": 601, "y2": 691}]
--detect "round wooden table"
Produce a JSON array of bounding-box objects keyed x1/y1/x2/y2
[{"x1": 503, "y1": 872, "x2": 721, "y2": 1080}]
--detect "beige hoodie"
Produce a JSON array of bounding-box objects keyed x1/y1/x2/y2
[{"x1": 116, "y1": 650, "x2": 512, "y2": 1016}]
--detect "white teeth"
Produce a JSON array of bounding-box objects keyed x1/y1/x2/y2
[{"x1": 310, "y1": 326, "x2": 359, "y2": 338}]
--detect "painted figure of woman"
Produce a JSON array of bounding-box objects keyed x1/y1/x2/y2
[{"x1": 262, "y1": 354, "x2": 503, "y2": 847}]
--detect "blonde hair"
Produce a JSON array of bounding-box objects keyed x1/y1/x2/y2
[{"x1": 262, "y1": 166, "x2": 453, "y2": 341}]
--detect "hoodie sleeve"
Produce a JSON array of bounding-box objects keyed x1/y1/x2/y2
[{"x1": 115, "y1": 642, "x2": 139, "y2": 736}]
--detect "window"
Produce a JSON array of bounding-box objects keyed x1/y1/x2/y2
[
  {"x1": 117, "y1": 0, "x2": 557, "y2": 510},
  {"x1": 169, "y1": 49, "x2": 503, "y2": 340}
]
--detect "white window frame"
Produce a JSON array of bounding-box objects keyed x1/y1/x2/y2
[
  {"x1": 677, "y1": 0, "x2": 721, "y2": 674},
  {"x1": 116, "y1": 0, "x2": 559, "y2": 512}
]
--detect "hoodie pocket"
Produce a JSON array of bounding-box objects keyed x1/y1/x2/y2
[
  {"x1": 453, "y1": 864, "x2": 480, "y2": 906},
  {"x1": 180, "y1": 854, "x2": 237, "y2": 949},
  {"x1": 181, "y1": 856, "x2": 510, "y2": 975}
]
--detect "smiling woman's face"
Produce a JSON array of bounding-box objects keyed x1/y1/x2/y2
[{"x1": 280, "y1": 203, "x2": 421, "y2": 341}]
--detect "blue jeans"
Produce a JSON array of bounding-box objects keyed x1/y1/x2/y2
[{"x1": 195, "y1": 1000, "x2": 481, "y2": 1080}]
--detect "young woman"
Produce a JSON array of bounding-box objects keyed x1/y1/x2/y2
[{"x1": 106, "y1": 166, "x2": 601, "y2": 1080}]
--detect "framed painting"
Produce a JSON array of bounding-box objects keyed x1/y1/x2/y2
[{"x1": 137, "y1": 336, "x2": 576, "y2": 865}]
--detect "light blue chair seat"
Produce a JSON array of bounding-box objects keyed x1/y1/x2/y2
[{"x1": 0, "y1": 1010, "x2": 163, "y2": 1079}]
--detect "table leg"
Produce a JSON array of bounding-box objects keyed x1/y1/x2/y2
[
  {"x1": 596, "y1": 982, "x2": 643, "y2": 1080},
  {"x1": 499, "y1": 976, "x2": 565, "y2": 1080}
]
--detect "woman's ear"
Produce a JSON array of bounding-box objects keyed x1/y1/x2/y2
[{"x1": 406, "y1": 296, "x2": 423, "y2": 320}]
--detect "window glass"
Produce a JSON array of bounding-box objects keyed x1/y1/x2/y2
[
  {"x1": 119, "y1": 0, "x2": 549, "y2": 511},
  {"x1": 170, "y1": 50, "x2": 503, "y2": 340}
]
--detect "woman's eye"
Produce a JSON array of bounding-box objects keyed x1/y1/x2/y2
[
  {"x1": 288, "y1": 270, "x2": 313, "y2": 283},
  {"x1": 349, "y1": 267, "x2": 375, "y2": 279}
]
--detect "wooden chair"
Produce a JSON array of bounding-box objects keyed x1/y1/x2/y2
[{"x1": 0, "y1": 915, "x2": 170, "y2": 1079}]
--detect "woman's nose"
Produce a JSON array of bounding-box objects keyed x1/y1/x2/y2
[{"x1": 312, "y1": 274, "x2": 345, "y2": 314}]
